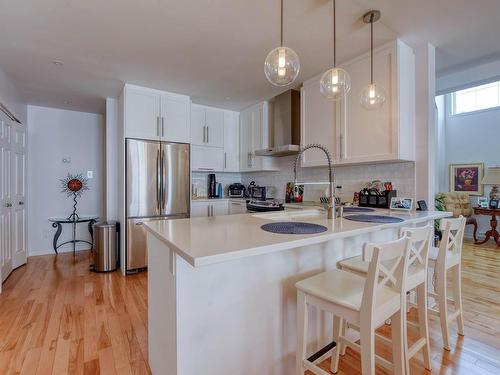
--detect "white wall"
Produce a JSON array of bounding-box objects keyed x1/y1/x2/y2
[
  {"x1": 27, "y1": 105, "x2": 104, "y2": 256},
  {"x1": 105, "y1": 98, "x2": 118, "y2": 220},
  {"x1": 441, "y1": 97, "x2": 500, "y2": 237}
]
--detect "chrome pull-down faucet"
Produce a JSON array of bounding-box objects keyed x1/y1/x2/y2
[{"x1": 293, "y1": 144, "x2": 336, "y2": 219}]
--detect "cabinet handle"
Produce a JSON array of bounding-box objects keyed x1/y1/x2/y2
[
  {"x1": 6, "y1": 203, "x2": 12, "y2": 208},
  {"x1": 224, "y1": 152, "x2": 227, "y2": 169},
  {"x1": 156, "y1": 117, "x2": 160, "y2": 136},
  {"x1": 211, "y1": 205, "x2": 214, "y2": 216},
  {"x1": 19, "y1": 201, "x2": 24, "y2": 205},
  {"x1": 203, "y1": 126, "x2": 206, "y2": 143},
  {"x1": 207, "y1": 126, "x2": 209, "y2": 144},
  {"x1": 207, "y1": 205, "x2": 210, "y2": 217},
  {"x1": 197, "y1": 167, "x2": 214, "y2": 171},
  {"x1": 162, "y1": 117, "x2": 165, "y2": 137}
]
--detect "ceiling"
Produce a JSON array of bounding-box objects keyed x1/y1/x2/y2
[{"x1": 0, "y1": 0, "x2": 499, "y2": 114}]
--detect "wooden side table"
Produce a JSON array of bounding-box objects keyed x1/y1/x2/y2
[{"x1": 473, "y1": 207, "x2": 500, "y2": 246}]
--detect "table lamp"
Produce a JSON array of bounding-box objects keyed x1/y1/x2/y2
[{"x1": 481, "y1": 166, "x2": 500, "y2": 200}]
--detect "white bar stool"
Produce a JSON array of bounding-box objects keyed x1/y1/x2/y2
[
  {"x1": 428, "y1": 216, "x2": 466, "y2": 351},
  {"x1": 338, "y1": 226, "x2": 434, "y2": 372},
  {"x1": 296, "y1": 236, "x2": 412, "y2": 375}
]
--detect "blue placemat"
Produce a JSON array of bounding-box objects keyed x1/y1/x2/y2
[
  {"x1": 343, "y1": 207, "x2": 375, "y2": 213},
  {"x1": 344, "y1": 214, "x2": 404, "y2": 223},
  {"x1": 261, "y1": 222, "x2": 328, "y2": 235}
]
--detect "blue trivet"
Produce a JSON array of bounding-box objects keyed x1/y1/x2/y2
[
  {"x1": 343, "y1": 214, "x2": 404, "y2": 223},
  {"x1": 261, "y1": 222, "x2": 328, "y2": 235},
  {"x1": 343, "y1": 207, "x2": 375, "y2": 213}
]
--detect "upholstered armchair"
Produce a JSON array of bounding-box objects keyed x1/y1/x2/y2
[{"x1": 436, "y1": 192, "x2": 478, "y2": 241}]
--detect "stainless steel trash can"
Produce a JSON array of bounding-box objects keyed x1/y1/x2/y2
[{"x1": 92, "y1": 221, "x2": 119, "y2": 272}]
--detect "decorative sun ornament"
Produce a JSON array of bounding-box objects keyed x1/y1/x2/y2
[{"x1": 60, "y1": 173, "x2": 89, "y2": 220}]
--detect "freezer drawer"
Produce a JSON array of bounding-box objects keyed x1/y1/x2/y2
[{"x1": 126, "y1": 215, "x2": 187, "y2": 272}]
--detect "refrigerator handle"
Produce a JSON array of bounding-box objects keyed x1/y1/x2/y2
[
  {"x1": 156, "y1": 148, "x2": 161, "y2": 214},
  {"x1": 161, "y1": 146, "x2": 166, "y2": 210}
]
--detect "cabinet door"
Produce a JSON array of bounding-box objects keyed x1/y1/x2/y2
[
  {"x1": 223, "y1": 111, "x2": 239, "y2": 172},
  {"x1": 191, "y1": 201, "x2": 210, "y2": 217},
  {"x1": 0, "y1": 116, "x2": 12, "y2": 283},
  {"x1": 340, "y1": 46, "x2": 395, "y2": 163},
  {"x1": 10, "y1": 123, "x2": 26, "y2": 269},
  {"x1": 300, "y1": 77, "x2": 338, "y2": 167},
  {"x1": 229, "y1": 200, "x2": 247, "y2": 215},
  {"x1": 125, "y1": 85, "x2": 161, "y2": 140},
  {"x1": 211, "y1": 200, "x2": 228, "y2": 216},
  {"x1": 205, "y1": 109, "x2": 224, "y2": 148},
  {"x1": 239, "y1": 111, "x2": 251, "y2": 171},
  {"x1": 190, "y1": 105, "x2": 206, "y2": 146},
  {"x1": 161, "y1": 93, "x2": 190, "y2": 143},
  {"x1": 191, "y1": 145, "x2": 224, "y2": 172},
  {"x1": 249, "y1": 105, "x2": 263, "y2": 170}
]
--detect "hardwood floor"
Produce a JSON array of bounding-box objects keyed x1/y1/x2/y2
[
  {"x1": 0, "y1": 251, "x2": 150, "y2": 374},
  {"x1": 0, "y1": 240, "x2": 499, "y2": 374}
]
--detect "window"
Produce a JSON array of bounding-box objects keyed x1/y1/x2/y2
[{"x1": 452, "y1": 81, "x2": 500, "y2": 115}]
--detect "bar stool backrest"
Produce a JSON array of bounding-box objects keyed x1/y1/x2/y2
[
  {"x1": 400, "y1": 225, "x2": 433, "y2": 271},
  {"x1": 439, "y1": 216, "x2": 466, "y2": 266}
]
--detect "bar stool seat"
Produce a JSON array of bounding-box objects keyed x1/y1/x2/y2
[{"x1": 296, "y1": 269, "x2": 401, "y2": 315}]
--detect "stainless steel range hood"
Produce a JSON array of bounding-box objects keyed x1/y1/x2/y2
[{"x1": 255, "y1": 89, "x2": 300, "y2": 157}]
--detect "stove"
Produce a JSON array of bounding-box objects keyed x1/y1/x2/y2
[{"x1": 246, "y1": 199, "x2": 284, "y2": 212}]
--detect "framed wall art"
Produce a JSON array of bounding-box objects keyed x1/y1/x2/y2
[{"x1": 449, "y1": 162, "x2": 484, "y2": 196}]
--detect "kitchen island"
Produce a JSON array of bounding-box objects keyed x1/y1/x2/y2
[{"x1": 144, "y1": 209, "x2": 451, "y2": 375}]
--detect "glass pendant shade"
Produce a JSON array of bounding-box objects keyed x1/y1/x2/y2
[
  {"x1": 264, "y1": 46, "x2": 300, "y2": 87},
  {"x1": 360, "y1": 83, "x2": 387, "y2": 110},
  {"x1": 320, "y1": 67, "x2": 351, "y2": 101}
]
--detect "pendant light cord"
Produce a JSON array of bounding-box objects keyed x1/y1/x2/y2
[
  {"x1": 280, "y1": 0, "x2": 284, "y2": 46},
  {"x1": 333, "y1": 0, "x2": 336, "y2": 67},
  {"x1": 370, "y1": 13, "x2": 374, "y2": 85}
]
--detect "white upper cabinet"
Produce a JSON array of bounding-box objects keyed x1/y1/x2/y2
[
  {"x1": 300, "y1": 79, "x2": 339, "y2": 166},
  {"x1": 123, "y1": 84, "x2": 190, "y2": 143},
  {"x1": 124, "y1": 85, "x2": 162, "y2": 140},
  {"x1": 190, "y1": 104, "x2": 223, "y2": 148},
  {"x1": 223, "y1": 111, "x2": 239, "y2": 172},
  {"x1": 300, "y1": 39, "x2": 415, "y2": 166},
  {"x1": 160, "y1": 92, "x2": 190, "y2": 143},
  {"x1": 239, "y1": 102, "x2": 276, "y2": 172},
  {"x1": 191, "y1": 145, "x2": 224, "y2": 172}
]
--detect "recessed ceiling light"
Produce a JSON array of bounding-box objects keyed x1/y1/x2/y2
[
  {"x1": 64, "y1": 100, "x2": 70, "y2": 104},
  {"x1": 52, "y1": 60, "x2": 64, "y2": 66},
  {"x1": 224, "y1": 96, "x2": 231, "y2": 100}
]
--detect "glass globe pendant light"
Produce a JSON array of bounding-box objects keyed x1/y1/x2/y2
[
  {"x1": 264, "y1": 0, "x2": 300, "y2": 86},
  {"x1": 360, "y1": 10, "x2": 387, "y2": 110},
  {"x1": 320, "y1": 0, "x2": 351, "y2": 100}
]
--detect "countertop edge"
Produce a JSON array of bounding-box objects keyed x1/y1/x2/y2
[{"x1": 144, "y1": 211, "x2": 452, "y2": 268}]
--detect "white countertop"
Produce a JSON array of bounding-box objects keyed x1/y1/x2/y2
[{"x1": 144, "y1": 209, "x2": 451, "y2": 267}]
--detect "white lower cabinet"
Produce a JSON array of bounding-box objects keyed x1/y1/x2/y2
[
  {"x1": 191, "y1": 145, "x2": 224, "y2": 172},
  {"x1": 191, "y1": 200, "x2": 228, "y2": 218},
  {"x1": 228, "y1": 200, "x2": 247, "y2": 215}
]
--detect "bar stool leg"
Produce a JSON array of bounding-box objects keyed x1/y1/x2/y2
[
  {"x1": 436, "y1": 267, "x2": 451, "y2": 350},
  {"x1": 391, "y1": 309, "x2": 407, "y2": 375},
  {"x1": 330, "y1": 316, "x2": 342, "y2": 373},
  {"x1": 339, "y1": 320, "x2": 347, "y2": 356},
  {"x1": 416, "y1": 282, "x2": 432, "y2": 370},
  {"x1": 359, "y1": 322, "x2": 375, "y2": 375},
  {"x1": 451, "y1": 264, "x2": 465, "y2": 336},
  {"x1": 296, "y1": 291, "x2": 307, "y2": 375}
]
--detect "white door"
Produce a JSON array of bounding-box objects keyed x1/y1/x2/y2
[
  {"x1": 161, "y1": 93, "x2": 190, "y2": 143},
  {"x1": 125, "y1": 85, "x2": 162, "y2": 140},
  {"x1": 190, "y1": 105, "x2": 206, "y2": 146},
  {"x1": 191, "y1": 201, "x2": 210, "y2": 217},
  {"x1": 300, "y1": 76, "x2": 338, "y2": 166},
  {"x1": 0, "y1": 115, "x2": 12, "y2": 283},
  {"x1": 10, "y1": 122, "x2": 27, "y2": 269},
  {"x1": 211, "y1": 200, "x2": 228, "y2": 216},
  {"x1": 205, "y1": 108, "x2": 224, "y2": 148},
  {"x1": 223, "y1": 111, "x2": 239, "y2": 172},
  {"x1": 191, "y1": 145, "x2": 224, "y2": 172}
]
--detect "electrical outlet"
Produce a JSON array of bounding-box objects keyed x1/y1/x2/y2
[{"x1": 87, "y1": 170, "x2": 93, "y2": 179}]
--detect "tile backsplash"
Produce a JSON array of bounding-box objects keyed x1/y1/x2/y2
[{"x1": 192, "y1": 158, "x2": 415, "y2": 202}]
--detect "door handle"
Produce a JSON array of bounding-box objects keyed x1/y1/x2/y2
[
  {"x1": 19, "y1": 201, "x2": 24, "y2": 205},
  {"x1": 6, "y1": 203, "x2": 12, "y2": 208}
]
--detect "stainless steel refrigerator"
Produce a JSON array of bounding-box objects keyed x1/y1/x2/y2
[{"x1": 126, "y1": 139, "x2": 190, "y2": 273}]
